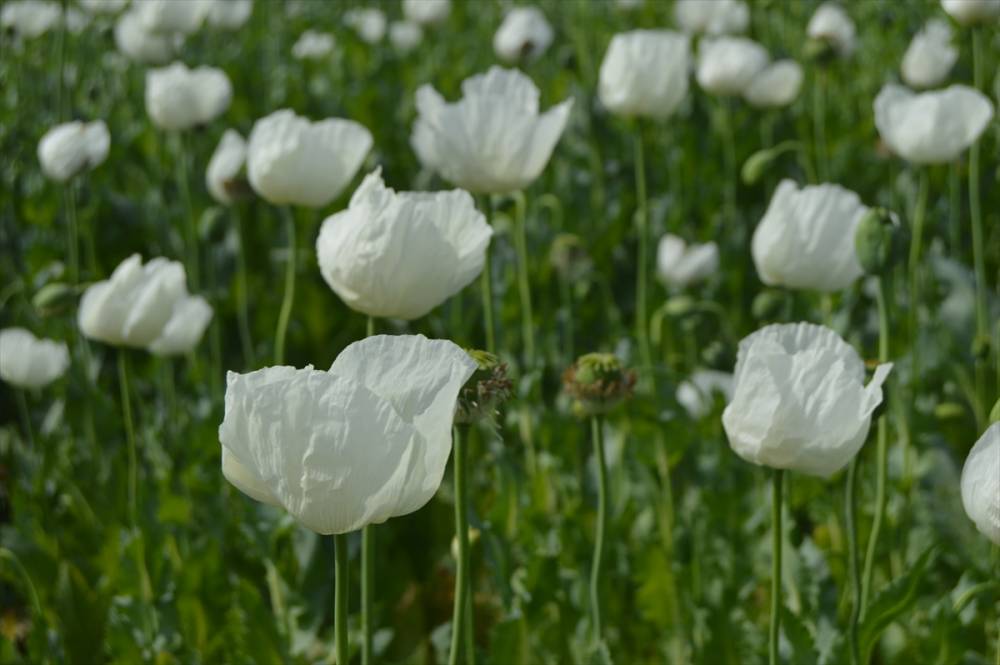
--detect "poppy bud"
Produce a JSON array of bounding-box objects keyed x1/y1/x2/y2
[
  {"x1": 854, "y1": 207, "x2": 904, "y2": 275},
  {"x1": 563, "y1": 353, "x2": 635, "y2": 418},
  {"x1": 33, "y1": 282, "x2": 77, "y2": 316}
]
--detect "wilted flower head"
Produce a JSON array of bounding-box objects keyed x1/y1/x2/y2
[
  {"x1": 960, "y1": 423, "x2": 1000, "y2": 544},
  {"x1": 389, "y1": 21, "x2": 423, "y2": 53},
  {"x1": 598, "y1": 30, "x2": 690, "y2": 119},
  {"x1": 696, "y1": 36, "x2": 769, "y2": 96},
  {"x1": 205, "y1": 0, "x2": 252, "y2": 30},
  {"x1": 874, "y1": 84, "x2": 994, "y2": 164},
  {"x1": 942, "y1": 0, "x2": 1000, "y2": 25},
  {"x1": 807, "y1": 2, "x2": 856, "y2": 57},
  {"x1": 493, "y1": 6, "x2": 553, "y2": 63},
  {"x1": 344, "y1": 7, "x2": 386, "y2": 43},
  {"x1": 0, "y1": 328, "x2": 70, "y2": 390},
  {"x1": 752, "y1": 180, "x2": 868, "y2": 292},
  {"x1": 317, "y1": 169, "x2": 491, "y2": 320},
  {"x1": 676, "y1": 369, "x2": 733, "y2": 419},
  {"x1": 744, "y1": 60, "x2": 804, "y2": 108},
  {"x1": 902, "y1": 20, "x2": 957, "y2": 89},
  {"x1": 674, "y1": 0, "x2": 749, "y2": 35},
  {"x1": 722, "y1": 322, "x2": 892, "y2": 477},
  {"x1": 292, "y1": 30, "x2": 335, "y2": 60},
  {"x1": 656, "y1": 234, "x2": 718, "y2": 288},
  {"x1": 563, "y1": 353, "x2": 636, "y2": 417},
  {"x1": 403, "y1": 0, "x2": 450, "y2": 26},
  {"x1": 2, "y1": 0, "x2": 62, "y2": 38},
  {"x1": 220, "y1": 334, "x2": 477, "y2": 534},
  {"x1": 37, "y1": 120, "x2": 110, "y2": 182},
  {"x1": 206, "y1": 129, "x2": 248, "y2": 205},
  {"x1": 136, "y1": 0, "x2": 207, "y2": 35},
  {"x1": 455, "y1": 350, "x2": 512, "y2": 424},
  {"x1": 146, "y1": 62, "x2": 232, "y2": 131},
  {"x1": 411, "y1": 66, "x2": 572, "y2": 194},
  {"x1": 247, "y1": 109, "x2": 372, "y2": 208},
  {"x1": 115, "y1": 8, "x2": 179, "y2": 64}
]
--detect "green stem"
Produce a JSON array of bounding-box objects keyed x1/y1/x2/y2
[
  {"x1": 812, "y1": 68, "x2": 828, "y2": 180},
  {"x1": 770, "y1": 469, "x2": 784, "y2": 665},
  {"x1": 15, "y1": 390, "x2": 34, "y2": 449},
  {"x1": 234, "y1": 209, "x2": 254, "y2": 368},
  {"x1": 559, "y1": 274, "x2": 575, "y2": 363},
  {"x1": 634, "y1": 124, "x2": 654, "y2": 392},
  {"x1": 907, "y1": 169, "x2": 930, "y2": 385},
  {"x1": 449, "y1": 425, "x2": 472, "y2": 665},
  {"x1": 274, "y1": 207, "x2": 297, "y2": 365},
  {"x1": 511, "y1": 191, "x2": 535, "y2": 368},
  {"x1": 0, "y1": 548, "x2": 42, "y2": 619},
  {"x1": 480, "y1": 197, "x2": 496, "y2": 353},
  {"x1": 949, "y1": 160, "x2": 961, "y2": 257},
  {"x1": 174, "y1": 132, "x2": 199, "y2": 290},
  {"x1": 361, "y1": 315, "x2": 376, "y2": 665},
  {"x1": 56, "y1": 0, "x2": 68, "y2": 120},
  {"x1": 64, "y1": 181, "x2": 79, "y2": 284},
  {"x1": 589, "y1": 415, "x2": 608, "y2": 647},
  {"x1": 970, "y1": 27, "x2": 989, "y2": 421},
  {"x1": 118, "y1": 350, "x2": 138, "y2": 527},
  {"x1": 334, "y1": 533, "x2": 349, "y2": 665},
  {"x1": 846, "y1": 460, "x2": 862, "y2": 665}
]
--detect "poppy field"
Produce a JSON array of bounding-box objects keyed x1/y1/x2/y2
[{"x1": 1, "y1": 0, "x2": 1000, "y2": 663}]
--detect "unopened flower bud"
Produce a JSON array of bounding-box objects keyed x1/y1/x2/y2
[
  {"x1": 455, "y1": 350, "x2": 512, "y2": 424},
  {"x1": 563, "y1": 352, "x2": 635, "y2": 417},
  {"x1": 33, "y1": 282, "x2": 77, "y2": 316},
  {"x1": 855, "y1": 207, "x2": 904, "y2": 275}
]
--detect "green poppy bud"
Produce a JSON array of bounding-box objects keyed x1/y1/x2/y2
[
  {"x1": 855, "y1": 207, "x2": 904, "y2": 275},
  {"x1": 32, "y1": 282, "x2": 76, "y2": 316},
  {"x1": 563, "y1": 352, "x2": 635, "y2": 417}
]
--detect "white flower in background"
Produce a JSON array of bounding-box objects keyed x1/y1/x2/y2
[
  {"x1": 598, "y1": 30, "x2": 690, "y2": 119},
  {"x1": 656, "y1": 234, "x2": 718, "y2": 288},
  {"x1": 961, "y1": 423, "x2": 1000, "y2": 545},
  {"x1": 389, "y1": 21, "x2": 423, "y2": 53},
  {"x1": 148, "y1": 296, "x2": 213, "y2": 356},
  {"x1": 722, "y1": 322, "x2": 892, "y2": 477},
  {"x1": 220, "y1": 335, "x2": 477, "y2": 535},
  {"x1": 744, "y1": 60, "x2": 804, "y2": 108},
  {"x1": 317, "y1": 169, "x2": 492, "y2": 320},
  {"x1": 115, "y1": 8, "x2": 178, "y2": 64},
  {"x1": 674, "y1": 0, "x2": 749, "y2": 35},
  {"x1": 1, "y1": 0, "x2": 62, "y2": 38},
  {"x1": 615, "y1": 0, "x2": 644, "y2": 9},
  {"x1": 807, "y1": 2, "x2": 856, "y2": 56},
  {"x1": 292, "y1": 29, "x2": 335, "y2": 60},
  {"x1": 696, "y1": 36, "x2": 769, "y2": 96},
  {"x1": 874, "y1": 84, "x2": 994, "y2": 164},
  {"x1": 752, "y1": 180, "x2": 867, "y2": 292},
  {"x1": 79, "y1": 0, "x2": 129, "y2": 14},
  {"x1": 676, "y1": 369, "x2": 733, "y2": 419},
  {"x1": 63, "y1": 6, "x2": 90, "y2": 32},
  {"x1": 402, "y1": 0, "x2": 450, "y2": 25},
  {"x1": 145, "y1": 62, "x2": 232, "y2": 131},
  {"x1": 247, "y1": 109, "x2": 373, "y2": 208},
  {"x1": 942, "y1": 0, "x2": 1000, "y2": 25},
  {"x1": 0, "y1": 328, "x2": 70, "y2": 390},
  {"x1": 412, "y1": 66, "x2": 572, "y2": 194},
  {"x1": 136, "y1": 0, "x2": 207, "y2": 34},
  {"x1": 205, "y1": 0, "x2": 252, "y2": 29},
  {"x1": 37, "y1": 120, "x2": 110, "y2": 182},
  {"x1": 901, "y1": 20, "x2": 957, "y2": 89},
  {"x1": 206, "y1": 129, "x2": 247, "y2": 205},
  {"x1": 493, "y1": 6, "x2": 553, "y2": 63},
  {"x1": 344, "y1": 7, "x2": 386, "y2": 43}
]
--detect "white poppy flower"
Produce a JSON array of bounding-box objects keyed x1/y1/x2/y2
[
  {"x1": 220, "y1": 334, "x2": 477, "y2": 535},
  {"x1": 752, "y1": 180, "x2": 867, "y2": 292},
  {"x1": 146, "y1": 62, "x2": 232, "y2": 131},
  {"x1": 807, "y1": 2, "x2": 856, "y2": 56},
  {"x1": 37, "y1": 120, "x2": 110, "y2": 182},
  {"x1": 722, "y1": 322, "x2": 892, "y2": 477},
  {"x1": 656, "y1": 234, "x2": 719, "y2": 288},
  {"x1": 292, "y1": 29, "x2": 335, "y2": 60},
  {"x1": 0, "y1": 328, "x2": 70, "y2": 390},
  {"x1": 676, "y1": 369, "x2": 733, "y2": 419},
  {"x1": 674, "y1": 0, "x2": 749, "y2": 35},
  {"x1": 493, "y1": 6, "x2": 553, "y2": 63},
  {"x1": 411, "y1": 66, "x2": 572, "y2": 194},
  {"x1": 744, "y1": 59, "x2": 804, "y2": 108},
  {"x1": 115, "y1": 9, "x2": 178, "y2": 64},
  {"x1": 206, "y1": 129, "x2": 247, "y2": 205},
  {"x1": 344, "y1": 7, "x2": 386, "y2": 43},
  {"x1": 316, "y1": 169, "x2": 492, "y2": 320},
  {"x1": 874, "y1": 84, "x2": 994, "y2": 164},
  {"x1": 942, "y1": 0, "x2": 1000, "y2": 25},
  {"x1": 902, "y1": 20, "x2": 958, "y2": 89},
  {"x1": 598, "y1": 30, "x2": 690, "y2": 119},
  {"x1": 148, "y1": 296, "x2": 213, "y2": 356},
  {"x1": 63, "y1": 6, "x2": 89, "y2": 33},
  {"x1": 402, "y1": 0, "x2": 450, "y2": 25},
  {"x1": 79, "y1": 0, "x2": 129, "y2": 14},
  {"x1": 246, "y1": 109, "x2": 373, "y2": 208},
  {"x1": 135, "y1": 0, "x2": 207, "y2": 34},
  {"x1": 696, "y1": 36, "x2": 769, "y2": 96},
  {"x1": 961, "y1": 423, "x2": 1000, "y2": 545},
  {"x1": 1, "y1": 0, "x2": 62, "y2": 38},
  {"x1": 389, "y1": 21, "x2": 423, "y2": 53},
  {"x1": 205, "y1": 0, "x2": 252, "y2": 29}
]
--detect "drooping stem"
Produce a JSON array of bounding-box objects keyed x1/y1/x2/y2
[
  {"x1": 118, "y1": 350, "x2": 138, "y2": 527},
  {"x1": 274, "y1": 207, "x2": 297, "y2": 365},
  {"x1": 633, "y1": 123, "x2": 654, "y2": 391},
  {"x1": 234, "y1": 209, "x2": 254, "y2": 368},
  {"x1": 361, "y1": 315, "x2": 376, "y2": 665},
  {"x1": 812, "y1": 67, "x2": 828, "y2": 181},
  {"x1": 589, "y1": 415, "x2": 608, "y2": 647},
  {"x1": 845, "y1": 460, "x2": 862, "y2": 665},
  {"x1": 15, "y1": 390, "x2": 34, "y2": 449},
  {"x1": 770, "y1": 469, "x2": 784, "y2": 665},
  {"x1": 174, "y1": 132, "x2": 199, "y2": 290},
  {"x1": 511, "y1": 191, "x2": 535, "y2": 368},
  {"x1": 449, "y1": 425, "x2": 472, "y2": 665},
  {"x1": 334, "y1": 533, "x2": 349, "y2": 665},
  {"x1": 64, "y1": 181, "x2": 80, "y2": 284},
  {"x1": 479, "y1": 196, "x2": 496, "y2": 353},
  {"x1": 970, "y1": 27, "x2": 989, "y2": 418}
]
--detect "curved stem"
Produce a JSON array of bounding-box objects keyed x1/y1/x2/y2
[
  {"x1": 449, "y1": 425, "x2": 472, "y2": 665},
  {"x1": 15, "y1": 390, "x2": 34, "y2": 449},
  {"x1": 479, "y1": 197, "x2": 496, "y2": 353},
  {"x1": 770, "y1": 469, "x2": 784, "y2": 665},
  {"x1": 361, "y1": 315, "x2": 376, "y2": 665},
  {"x1": 511, "y1": 191, "x2": 535, "y2": 368},
  {"x1": 970, "y1": 27, "x2": 989, "y2": 422},
  {"x1": 274, "y1": 207, "x2": 297, "y2": 365},
  {"x1": 589, "y1": 415, "x2": 608, "y2": 647},
  {"x1": 234, "y1": 209, "x2": 254, "y2": 368},
  {"x1": 633, "y1": 124, "x2": 654, "y2": 392},
  {"x1": 334, "y1": 533, "x2": 349, "y2": 665},
  {"x1": 118, "y1": 350, "x2": 138, "y2": 527},
  {"x1": 845, "y1": 460, "x2": 862, "y2": 665}
]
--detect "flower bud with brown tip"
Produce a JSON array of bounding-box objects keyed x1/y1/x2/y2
[
  {"x1": 563, "y1": 352, "x2": 636, "y2": 418},
  {"x1": 455, "y1": 350, "x2": 513, "y2": 425}
]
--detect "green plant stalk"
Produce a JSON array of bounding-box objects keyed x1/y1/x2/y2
[
  {"x1": 589, "y1": 415, "x2": 608, "y2": 647},
  {"x1": 559, "y1": 274, "x2": 575, "y2": 363},
  {"x1": 479, "y1": 196, "x2": 496, "y2": 353},
  {"x1": 770, "y1": 469, "x2": 784, "y2": 665},
  {"x1": 970, "y1": 27, "x2": 989, "y2": 419},
  {"x1": 361, "y1": 315, "x2": 376, "y2": 665},
  {"x1": 633, "y1": 124, "x2": 654, "y2": 391},
  {"x1": 119, "y1": 350, "x2": 138, "y2": 527},
  {"x1": 907, "y1": 169, "x2": 929, "y2": 383},
  {"x1": 274, "y1": 207, "x2": 296, "y2": 365},
  {"x1": 0, "y1": 548, "x2": 42, "y2": 619},
  {"x1": 174, "y1": 132, "x2": 200, "y2": 291},
  {"x1": 845, "y1": 460, "x2": 861, "y2": 665},
  {"x1": 511, "y1": 191, "x2": 535, "y2": 368},
  {"x1": 64, "y1": 182, "x2": 81, "y2": 285},
  {"x1": 15, "y1": 390, "x2": 34, "y2": 449},
  {"x1": 234, "y1": 209, "x2": 254, "y2": 367},
  {"x1": 949, "y1": 161, "x2": 961, "y2": 256},
  {"x1": 449, "y1": 425, "x2": 473, "y2": 665},
  {"x1": 812, "y1": 68, "x2": 828, "y2": 181},
  {"x1": 653, "y1": 431, "x2": 684, "y2": 653},
  {"x1": 56, "y1": 0, "x2": 68, "y2": 121},
  {"x1": 334, "y1": 533, "x2": 349, "y2": 665}
]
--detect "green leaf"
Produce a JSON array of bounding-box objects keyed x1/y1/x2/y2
[
  {"x1": 783, "y1": 606, "x2": 817, "y2": 664},
  {"x1": 859, "y1": 545, "x2": 937, "y2": 660}
]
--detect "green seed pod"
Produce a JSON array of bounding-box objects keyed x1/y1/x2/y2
[
  {"x1": 32, "y1": 282, "x2": 76, "y2": 316},
  {"x1": 563, "y1": 352, "x2": 635, "y2": 418},
  {"x1": 855, "y1": 207, "x2": 903, "y2": 275},
  {"x1": 455, "y1": 350, "x2": 512, "y2": 425}
]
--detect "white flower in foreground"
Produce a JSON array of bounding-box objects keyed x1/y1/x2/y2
[
  {"x1": 677, "y1": 369, "x2": 733, "y2": 419},
  {"x1": 874, "y1": 84, "x2": 994, "y2": 164},
  {"x1": 115, "y1": 9, "x2": 178, "y2": 64},
  {"x1": 942, "y1": 0, "x2": 1000, "y2": 25},
  {"x1": 403, "y1": 0, "x2": 450, "y2": 26},
  {"x1": 696, "y1": 36, "x2": 769, "y2": 96},
  {"x1": 412, "y1": 66, "x2": 572, "y2": 194},
  {"x1": 136, "y1": 0, "x2": 207, "y2": 34},
  {"x1": 656, "y1": 234, "x2": 718, "y2": 288},
  {"x1": 79, "y1": 0, "x2": 129, "y2": 14},
  {"x1": 0, "y1": 328, "x2": 70, "y2": 390},
  {"x1": 902, "y1": 20, "x2": 958, "y2": 89},
  {"x1": 206, "y1": 129, "x2": 247, "y2": 205},
  {"x1": 146, "y1": 62, "x2": 232, "y2": 131},
  {"x1": 723, "y1": 322, "x2": 892, "y2": 477},
  {"x1": 961, "y1": 423, "x2": 1000, "y2": 545},
  {"x1": 1, "y1": 0, "x2": 62, "y2": 38},
  {"x1": 317, "y1": 170, "x2": 492, "y2": 320},
  {"x1": 674, "y1": 0, "x2": 749, "y2": 35},
  {"x1": 744, "y1": 60, "x2": 804, "y2": 108},
  {"x1": 344, "y1": 7, "x2": 386, "y2": 43},
  {"x1": 37, "y1": 120, "x2": 110, "y2": 182},
  {"x1": 247, "y1": 109, "x2": 372, "y2": 208},
  {"x1": 598, "y1": 30, "x2": 690, "y2": 119},
  {"x1": 493, "y1": 6, "x2": 553, "y2": 63},
  {"x1": 389, "y1": 21, "x2": 423, "y2": 53},
  {"x1": 752, "y1": 180, "x2": 867, "y2": 292},
  {"x1": 220, "y1": 334, "x2": 477, "y2": 534},
  {"x1": 205, "y1": 0, "x2": 252, "y2": 29},
  {"x1": 292, "y1": 29, "x2": 335, "y2": 60},
  {"x1": 148, "y1": 296, "x2": 213, "y2": 356},
  {"x1": 807, "y1": 2, "x2": 856, "y2": 56}
]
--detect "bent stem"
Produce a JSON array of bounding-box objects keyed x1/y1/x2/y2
[
  {"x1": 589, "y1": 415, "x2": 608, "y2": 648},
  {"x1": 334, "y1": 533, "x2": 349, "y2": 665},
  {"x1": 633, "y1": 123, "x2": 654, "y2": 392},
  {"x1": 770, "y1": 469, "x2": 784, "y2": 665},
  {"x1": 449, "y1": 425, "x2": 473, "y2": 665},
  {"x1": 274, "y1": 207, "x2": 297, "y2": 365},
  {"x1": 511, "y1": 191, "x2": 535, "y2": 368},
  {"x1": 361, "y1": 315, "x2": 376, "y2": 665},
  {"x1": 970, "y1": 27, "x2": 989, "y2": 419},
  {"x1": 845, "y1": 460, "x2": 862, "y2": 665},
  {"x1": 479, "y1": 196, "x2": 496, "y2": 353}
]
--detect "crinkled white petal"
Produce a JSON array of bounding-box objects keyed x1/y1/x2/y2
[
  {"x1": 902, "y1": 20, "x2": 957, "y2": 89},
  {"x1": 148, "y1": 296, "x2": 213, "y2": 356},
  {"x1": 744, "y1": 60, "x2": 803, "y2": 108},
  {"x1": 0, "y1": 328, "x2": 70, "y2": 390},
  {"x1": 146, "y1": 62, "x2": 233, "y2": 131},
  {"x1": 961, "y1": 423, "x2": 1000, "y2": 545},
  {"x1": 697, "y1": 36, "x2": 769, "y2": 96},
  {"x1": 599, "y1": 30, "x2": 690, "y2": 119}
]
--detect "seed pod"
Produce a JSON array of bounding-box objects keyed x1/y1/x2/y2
[
  {"x1": 563, "y1": 352, "x2": 635, "y2": 418},
  {"x1": 855, "y1": 207, "x2": 904, "y2": 275}
]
